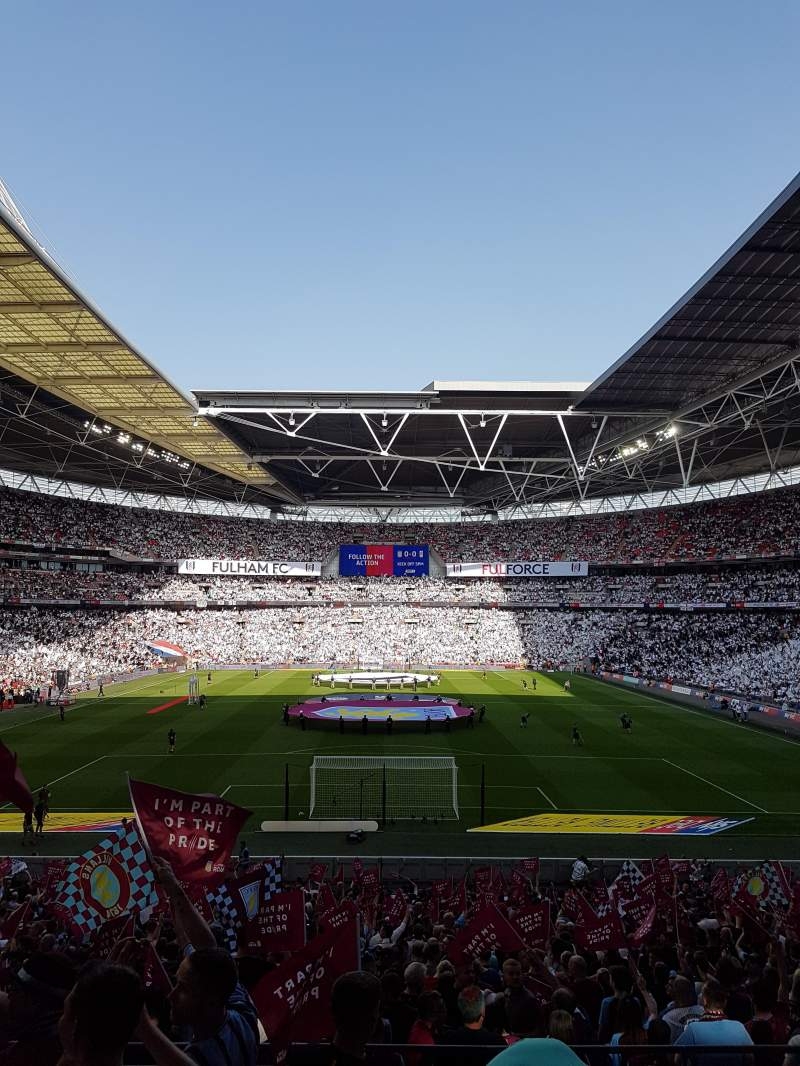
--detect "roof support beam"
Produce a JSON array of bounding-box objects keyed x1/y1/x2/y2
[
  {"x1": 0, "y1": 301, "x2": 83, "y2": 314},
  {"x1": 0, "y1": 342, "x2": 124, "y2": 353}
]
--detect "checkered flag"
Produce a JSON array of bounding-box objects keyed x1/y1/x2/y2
[
  {"x1": 263, "y1": 858, "x2": 283, "y2": 900},
  {"x1": 619, "y1": 860, "x2": 645, "y2": 885},
  {"x1": 206, "y1": 881, "x2": 240, "y2": 952},
  {"x1": 55, "y1": 823, "x2": 157, "y2": 939},
  {"x1": 759, "y1": 861, "x2": 790, "y2": 909},
  {"x1": 206, "y1": 858, "x2": 284, "y2": 952}
]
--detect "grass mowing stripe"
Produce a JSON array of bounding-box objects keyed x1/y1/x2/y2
[{"x1": 661, "y1": 757, "x2": 769, "y2": 814}]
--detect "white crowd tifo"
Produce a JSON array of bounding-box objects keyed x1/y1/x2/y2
[
  {"x1": 0, "y1": 484, "x2": 799, "y2": 703},
  {"x1": 0, "y1": 606, "x2": 799, "y2": 704}
]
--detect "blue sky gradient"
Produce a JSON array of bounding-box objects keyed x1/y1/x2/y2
[{"x1": 3, "y1": 2, "x2": 800, "y2": 391}]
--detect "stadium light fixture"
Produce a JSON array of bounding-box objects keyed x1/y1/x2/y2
[
  {"x1": 381, "y1": 412, "x2": 388, "y2": 428},
  {"x1": 288, "y1": 412, "x2": 296, "y2": 426},
  {"x1": 480, "y1": 413, "x2": 486, "y2": 428}
]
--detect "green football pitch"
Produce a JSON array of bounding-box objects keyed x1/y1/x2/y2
[{"x1": 2, "y1": 669, "x2": 799, "y2": 860}]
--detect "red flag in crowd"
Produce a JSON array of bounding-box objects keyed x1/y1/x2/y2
[
  {"x1": 517, "y1": 858, "x2": 540, "y2": 879},
  {"x1": 573, "y1": 892, "x2": 627, "y2": 952},
  {"x1": 444, "y1": 877, "x2": 467, "y2": 915},
  {"x1": 710, "y1": 867, "x2": 730, "y2": 904},
  {"x1": 360, "y1": 866, "x2": 381, "y2": 893},
  {"x1": 141, "y1": 938, "x2": 173, "y2": 994},
  {"x1": 333, "y1": 864, "x2": 345, "y2": 885},
  {"x1": 787, "y1": 881, "x2": 800, "y2": 938},
  {"x1": 385, "y1": 889, "x2": 407, "y2": 927},
  {"x1": 240, "y1": 888, "x2": 307, "y2": 953},
  {"x1": 308, "y1": 862, "x2": 327, "y2": 884},
  {"x1": 560, "y1": 888, "x2": 582, "y2": 922},
  {"x1": 446, "y1": 904, "x2": 525, "y2": 965},
  {"x1": 620, "y1": 876, "x2": 657, "y2": 927},
  {"x1": 472, "y1": 866, "x2": 495, "y2": 891},
  {"x1": 0, "y1": 740, "x2": 33, "y2": 813},
  {"x1": 42, "y1": 859, "x2": 69, "y2": 896},
  {"x1": 318, "y1": 899, "x2": 359, "y2": 932},
  {"x1": 628, "y1": 902, "x2": 659, "y2": 948},
  {"x1": 91, "y1": 912, "x2": 136, "y2": 960},
  {"x1": 476, "y1": 886, "x2": 501, "y2": 909},
  {"x1": 128, "y1": 778, "x2": 251, "y2": 884},
  {"x1": 670, "y1": 859, "x2": 693, "y2": 878},
  {"x1": 653, "y1": 855, "x2": 676, "y2": 900},
  {"x1": 0, "y1": 898, "x2": 31, "y2": 939},
  {"x1": 510, "y1": 901, "x2": 551, "y2": 948},
  {"x1": 251, "y1": 918, "x2": 360, "y2": 1064},
  {"x1": 0, "y1": 857, "x2": 12, "y2": 879},
  {"x1": 431, "y1": 877, "x2": 452, "y2": 898},
  {"x1": 316, "y1": 881, "x2": 337, "y2": 915},
  {"x1": 351, "y1": 857, "x2": 363, "y2": 883}
]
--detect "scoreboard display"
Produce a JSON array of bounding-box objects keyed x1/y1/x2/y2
[{"x1": 339, "y1": 544, "x2": 429, "y2": 577}]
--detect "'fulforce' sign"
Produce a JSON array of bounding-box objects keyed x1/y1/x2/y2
[
  {"x1": 178, "y1": 559, "x2": 322, "y2": 577},
  {"x1": 446, "y1": 561, "x2": 588, "y2": 578}
]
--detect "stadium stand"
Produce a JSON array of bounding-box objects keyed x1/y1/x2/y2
[
  {"x1": 1, "y1": 483, "x2": 800, "y2": 563},
  {"x1": 1, "y1": 852, "x2": 797, "y2": 1063}
]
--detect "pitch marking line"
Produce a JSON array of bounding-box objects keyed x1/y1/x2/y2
[
  {"x1": 111, "y1": 751, "x2": 663, "y2": 760},
  {"x1": 220, "y1": 785, "x2": 232, "y2": 797},
  {"x1": 536, "y1": 786, "x2": 558, "y2": 810},
  {"x1": 0, "y1": 754, "x2": 108, "y2": 810},
  {"x1": 661, "y1": 758, "x2": 769, "y2": 814}
]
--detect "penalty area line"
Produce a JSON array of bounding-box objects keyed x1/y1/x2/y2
[
  {"x1": 661, "y1": 758, "x2": 769, "y2": 814},
  {"x1": 536, "y1": 786, "x2": 558, "y2": 810}
]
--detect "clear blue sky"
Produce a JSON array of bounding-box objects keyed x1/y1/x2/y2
[{"x1": 3, "y1": 2, "x2": 800, "y2": 393}]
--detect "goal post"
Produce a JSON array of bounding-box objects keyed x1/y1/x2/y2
[{"x1": 309, "y1": 756, "x2": 459, "y2": 821}]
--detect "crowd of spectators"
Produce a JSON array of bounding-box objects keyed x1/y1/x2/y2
[
  {"x1": 2, "y1": 483, "x2": 800, "y2": 564},
  {"x1": 4, "y1": 565, "x2": 800, "y2": 606},
  {"x1": 1, "y1": 606, "x2": 799, "y2": 704},
  {"x1": 1, "y1": 852, "x2": 799, "y2": 1065}
]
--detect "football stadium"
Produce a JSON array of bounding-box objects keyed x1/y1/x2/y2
[
  {"x1": 2, "y1": 170, "x2": 800, "y2": 864},
  {"x1": 2, "y1": 13, "x2": 800, "y2": 1062}
]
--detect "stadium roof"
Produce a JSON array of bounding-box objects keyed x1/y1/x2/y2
[
  {"x1": 0, "y1": 184, "x2": 297, "y2": 504},
  {"x1": 4, "y1": 171, "x2": 800, "y2": 517}
]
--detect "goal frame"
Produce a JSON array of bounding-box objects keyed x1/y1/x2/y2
[{"x1": 309, "y1": 755, "x2": 459, "y2": 821}]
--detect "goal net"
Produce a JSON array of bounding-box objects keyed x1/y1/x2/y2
[{"x1": 309, "y1": 756, "x2": 459, "y2": 820}]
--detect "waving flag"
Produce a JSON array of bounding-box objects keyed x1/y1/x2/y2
[
  {"x1": 91, "y1": 912, "x2": 136, "y2": 959},
  {"x1": 240, "y1": 887, "x2": 307, "y2": 953},
  {"x1": 206, "y1": 859, "x2": 283, "y2": 950},
  {"x1": 510, "y1": 901, "x2": 551, "y2": 948},
  {"x1": 251, "y1": 919, "x2": 360, "y2": 1064},
  {"x1": 733, "y1": 862, "x2": 791, "y2": 913},
  {"x1": 0, "y1": 740, "x2": 33, "y2": 813},
  {"x1": 54, "y1": 823, "x2": 157, "y2": 939},
  {"x1": 129, "y1": 778, "x2": 251, "y2": 884},
  {"x1": 573, "y1": 892, "x2": 627, "y2": 952},
  {"x1": 446, "y1": 904, "x2": 525, "y2": 965}
]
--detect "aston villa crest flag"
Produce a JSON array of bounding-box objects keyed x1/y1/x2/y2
[
  {"x1": 55, "y1": 823, "x2": 157, "y2": 938},
  {"x1": 205, "y1": 859, "x2": 283, "y2": 951}
]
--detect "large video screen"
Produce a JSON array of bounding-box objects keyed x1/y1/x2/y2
[{"x1": 339, "y1": 544, "x2": 429, "y2": 577}]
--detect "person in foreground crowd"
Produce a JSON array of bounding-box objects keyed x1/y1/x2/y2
[
  {"x1": 2, "y1": 848, "x2": 800, "y2": 1064},
  {"x1": 134, "y1": 855, "x2": 260, "y2": 1066},
  {"x1": 674, "y1": 977, "x2": 754, "y2": 1063},
  {"x1": 57, "y1": 962, "x2": 143, "y2": 1066}
]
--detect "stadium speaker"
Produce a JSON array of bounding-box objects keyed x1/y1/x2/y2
[{"x1": 346, "y1": 829, "x2": 366, "y2": 844}]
